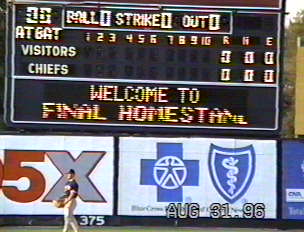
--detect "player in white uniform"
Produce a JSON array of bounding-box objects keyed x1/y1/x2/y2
[{"x1": 62, "y1": 169, "x2": 79, "y2": 232}]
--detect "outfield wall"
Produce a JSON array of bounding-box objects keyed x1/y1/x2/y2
[
  {"x1": 0, "y1": 135, "x2": 302, "y2": 228},
  {"x1": 0, "y1": 136, "x2": 114, "y2": 216},
  {"x1": 118, "y1": 137, "x2": 276, "y2": 218},
  {"x1": 282, "y1": 140, "x2": 304, "y2": 219}
]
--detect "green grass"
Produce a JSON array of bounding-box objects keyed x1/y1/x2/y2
[{"x1": 0, "y1": 227, "x2": 285, "y2": 232}]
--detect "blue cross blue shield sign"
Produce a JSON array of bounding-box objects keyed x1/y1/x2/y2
[{"x1": 208, "y1": 144, "x2": 256, "y2": 204}]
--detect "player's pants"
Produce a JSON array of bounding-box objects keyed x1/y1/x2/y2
[{"x1": 63, "y1": 199, "x2": 79, "y2": 232}]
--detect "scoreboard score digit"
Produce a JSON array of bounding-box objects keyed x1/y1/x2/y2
[{"x1": 5, "y1": 0, "x2": 284, "y2": 135}]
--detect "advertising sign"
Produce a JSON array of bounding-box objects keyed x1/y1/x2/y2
[
  {"x1": 118, "y1": 137, "x2": 277, "y2": 218},
  {"x1": 282, "y1": 140, "x2": 304, "y2": 219},
  {"x1": 0, "y1": 136, "x2": 114, "y2": 215}
]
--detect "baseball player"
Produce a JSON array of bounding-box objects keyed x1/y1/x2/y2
[{"x1": 62, "y1": 169, "x2": 79, "y2": 232}]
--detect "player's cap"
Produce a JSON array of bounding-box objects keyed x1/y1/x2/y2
[{"x1": 66, "y1": 169, "x2": 75, "y2": 174}]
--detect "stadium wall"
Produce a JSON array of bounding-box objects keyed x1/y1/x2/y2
[{"x1": 0, "y1": 135, "x2": 303, "y2": 229}]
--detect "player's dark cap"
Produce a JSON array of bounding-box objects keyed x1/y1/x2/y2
[{"x1": 66, "y1": 169, "x2": 75, "y2": 174}]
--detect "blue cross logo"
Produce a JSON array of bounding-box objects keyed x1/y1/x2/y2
[{"x1": 140, "y1": 143, "x2": 199, "y2": 202}]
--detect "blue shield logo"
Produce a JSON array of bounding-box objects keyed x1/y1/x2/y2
[{"x1": 208, "y1": 144, "x2": 256, "y2": 203}]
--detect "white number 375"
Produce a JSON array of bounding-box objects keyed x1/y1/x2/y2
[{"x1": 79, "y1": 216, "x2": 105, "y2": 226}]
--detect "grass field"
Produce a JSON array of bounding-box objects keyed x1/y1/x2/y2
[{"x1": 0, "y1": 227, "x2": 293, "y2": 232}]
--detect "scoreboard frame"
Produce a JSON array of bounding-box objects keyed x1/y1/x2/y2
[
  {"x1": 4, "y1": 0, "x2": 285, "y2": 136},
  {"x1": 7, "y1": 0, "x2": 283, "y2": 9}
]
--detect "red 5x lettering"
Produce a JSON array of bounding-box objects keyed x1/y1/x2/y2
[
  {"x1": 0, "y1": 150, "x2": 106, "y2": 203},
  {"x1": 2, "y1": 151, "x2": 45, "y2": 203}
]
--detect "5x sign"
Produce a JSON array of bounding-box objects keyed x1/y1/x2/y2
[{"x1": 0, "y1": 150, "x2": 106, "y2": 203}]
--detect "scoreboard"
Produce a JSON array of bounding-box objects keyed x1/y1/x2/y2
[{"x1": 4, "y1": 0, "x2": 284, "y2": 135}]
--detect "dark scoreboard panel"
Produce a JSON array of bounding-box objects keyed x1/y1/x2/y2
[
  {"x1": 5, "y1": 0, "x2": 284, "y2": 134},
  {"x1": 14, "y1": 80, "x2": 276, "y2": 128}
]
